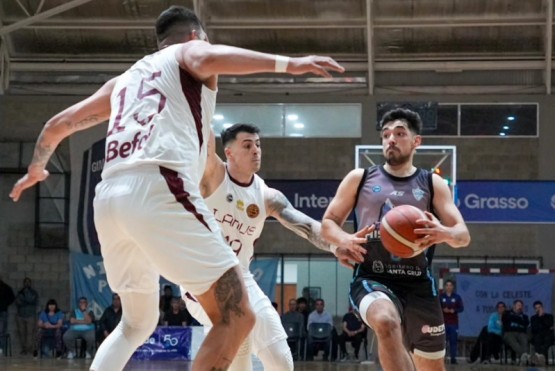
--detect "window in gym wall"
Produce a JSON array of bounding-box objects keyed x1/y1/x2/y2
[
  {"x1": 460, "y1": 103, "x2": 538, "y2": 137},
  {"x1": 213, "y1": 104, "x2": 361, "y2": 138},
  {"x1": 377, "y1": 102, "x2": 538, "y2": 137}
]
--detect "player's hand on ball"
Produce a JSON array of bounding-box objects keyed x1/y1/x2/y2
[
  {"x1": 414, "y1": 211, "x2": 447, "y2": 248},
  {"x1": 333, "y1": 224, "x2": 371, "y2": 269}
]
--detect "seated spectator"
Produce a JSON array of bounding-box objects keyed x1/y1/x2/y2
[
  {"x1": 297, "y1": 297, "x2": 309, "y2": 330},
  {"x1": 159, "y1": 285, "x2": 174, "y2": 313},
  {"x1": 62, "y1": 297, "x2": 95, "y2": 359},
  {"x1": 281, "y1": 298, "x2": 306, "y2": 360},
  {"x1": 530, "y1": 300, "x2": 554, "y2": 366},
  {"x1": 34, "y1": 299, "x2": 64, "y2": 358},
  {"x1": 15, "y1": 277, "x2": 39, "y2": 356},
  {"x1": 338, "y1": 306, "x2": 365, "y2": 361},
  {"x1": 306, "y1": 298, "x2": 334, "y2": 361},
  {"x1": 97, "y1": 293, "x2": 122, "y2": 345},
  {"x1": 163, "y1": 297, "x2": 192, "y2": 326},
  {"x1": 179, "y1": 298, "x2": 200, "y2": 326},
  {"x1": 478, "y1": 301, "x2": 505, "y2": 364},
  {"x1": 502, "y1": 299, "x2": 530, "y2": 365}
]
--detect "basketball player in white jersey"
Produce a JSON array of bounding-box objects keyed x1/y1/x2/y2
[
  {"x1": 9, "y1": 6, "x2": 345, "y2": 371},
  {"x1": 183, "y1": 123, "x2": 368, "y2": 370}
]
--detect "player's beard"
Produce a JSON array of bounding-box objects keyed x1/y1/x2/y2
[{"x1": 385, "y1": 150, "x2": 410, "y2": 167}]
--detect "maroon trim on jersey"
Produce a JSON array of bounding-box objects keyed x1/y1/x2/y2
[
  {"x1": 227, "y1": 168, "x2": 254, "y2": 187},
  {"x1": 179, "y1": 68, "x2": 203, "y2": 153},
  {"x1": 159, "y1": 166, "x2": 211, "y2": 232}
]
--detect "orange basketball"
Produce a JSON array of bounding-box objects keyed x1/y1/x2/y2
[{"x1": 380, "y1": 204, "x2": 428, "y2": 258}]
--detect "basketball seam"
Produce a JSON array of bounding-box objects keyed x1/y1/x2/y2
[{"x1": 381, "y1": 217, "x2": 420, "y2": 254}]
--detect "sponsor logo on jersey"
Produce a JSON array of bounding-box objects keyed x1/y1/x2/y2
[
  {"x1": 390, "y1": 190, "x2": 405, "y2": 197},
  {"x1": 421, "y1": 324, "x2": 445, "y2": 336},
  {"x1": 246, "y1": 204, "x2": 260, "y2": 218},
  {"x1": 372, "y1": 185, "x2": 382, "y2": 193},
  {"x1": 236, "y1": 200, "x2": 244, "y2": 211},
  {"x1": 226, "y1": 193, "x2": 233, "y2": 203},
  {"x1": 372, "y1": 260, "x2": 384, "y2": 274},
  {"x1": 412, "y1": 187, "x2": 425, "y2": 201}
]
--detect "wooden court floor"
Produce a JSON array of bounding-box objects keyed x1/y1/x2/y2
[{"x1": 0, "y1": 356, "x2": 549, "y2": 371}]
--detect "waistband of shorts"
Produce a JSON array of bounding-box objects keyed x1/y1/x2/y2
[{"x1": 102, "y1": 163, "x2": 187, "y2": 179}]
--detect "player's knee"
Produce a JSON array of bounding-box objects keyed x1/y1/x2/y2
[
  {"x1": 368, "y1": 310, "x2": 401, "y2": 337},
  {"x1": 259, "y1": 341, "x2": 294, "y2": 371}
]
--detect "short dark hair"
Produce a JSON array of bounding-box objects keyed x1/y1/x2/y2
[
  {"x1": 296, "y1": 297, "x2": 308, "y2": 305},
  {"x1": 513, "y1": 299, "x2": 524, "y2": 306},
  {"x1": 378, "y1": 108, "x2": 423, "y2": 135},
  {"x1": 44, "y1": 298, "x2": 59, "y2": 313},
  {"x1": 78, "y1": 296, "x2": 88, "y2": 302},
  {"x1": 445, "y1": 279, "x2": 455, "y2": 286},
  {"x1": 315, "y1": 298, "x2": 325, "y2": 305},
  {"x1": 533, "y1": 300, "x2": 543, "y2": 307},
  {"x1": 220, "y1": 123, "x2": 260, "y2": 147},
  {"x1": 155, "y1": 6, "x2": 204, "y2": 44},
  {"x1": 496, "y1": 301, "x2": 506, "y2": 309}
]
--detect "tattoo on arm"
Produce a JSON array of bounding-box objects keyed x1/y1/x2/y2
[
  {"x1": 214, "y1": 268, "x2": 245, "y2": 325},
  {"x1": 270, "y1": 191, "x2": 332, "y2": 252},
  {"x1": 32, "y1": 132, "x2": 54, "y2": 167},
  {"x1": 65, "y1": 114, "x2": 103, "y2": 130}
]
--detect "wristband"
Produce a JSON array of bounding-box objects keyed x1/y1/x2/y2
[
  {"x1": 275, "y1": 55, "x2": 290, "y2": 73},
  {"x1": 330, "y1": 245, "x2": 338, "y2": 254}
]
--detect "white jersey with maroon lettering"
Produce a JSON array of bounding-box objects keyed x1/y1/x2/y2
[
  {"x1": 205, "y1": 165, "x2": 268, "y2": 287},
  {"x1": 102, "y1": 43, "x2": 216, "y2": 183}
]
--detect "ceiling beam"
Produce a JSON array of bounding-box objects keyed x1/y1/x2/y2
[
  {"x1": 10, "y1": 60, "x2": 548, "y2": 74},
  {"x1": 0, "y1": 0, "x2": 93, "y2": 37},
  {"x1": 366, "y1": 0, "x2": 374, "y2": 95},
  {"x1": 2, "y1": 14, "x2": 548, "y2": 31},
  {"x1": 546, "y1": 0, "x2": 553, "y2": 94}
]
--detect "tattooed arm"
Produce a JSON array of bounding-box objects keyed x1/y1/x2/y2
[
  {"x1": 265, "y1": 187, "x2": 332, "y2": 252},
  {"x1": 265, "y1": 187, "x2": 365, "y2": 265},
  {"x1": 10, "y1": 77, "x2": 118, "y2": 202}
]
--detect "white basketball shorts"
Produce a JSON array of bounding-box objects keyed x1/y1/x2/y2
[{"x1": 93, "y1": 165, "x2": 239, "y2": 296}]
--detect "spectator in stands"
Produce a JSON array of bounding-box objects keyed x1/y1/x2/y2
[
  {"x1": 179, "y1": 298, "x2": 200, "y2": 326},
  {"x1": 530, "y1": 300, "x2": 554, "y2": 366},
  {"x1": 338, "y1": 306, "x2": 365, "y2": 361},
  {"x1": 502, "y1": 299, "x2": 530, "y2": 365},
  {"x1": 97, "y1": 293, "x2": 122, "y2": 345},
  {"x1": 15, "y1": 277, "x2": 39, "y2": 355},
  {"x1": 0, "y1": 274, "x2": 15, "y2": 356},
  {"x1": 281, "y1": 298, "x2": 306, "y2": 360},
  {"x1": 63, "y1": 296, "x2": 96, "y2": 359},
  {"x1": 306, "y1": 298, "x2": 334, "y2": 361},
  {"x1": 440, "y1": 279, "x2": 464, "y2": 364},
  {"x1": 159, "y1": 285, "x2": 174, "y2": 313},
  {"x1": 481, "y1": 301, "x2": 506, "y2": 364},
  {"x1": 297, "y1": 297, "x2": 309, "y2": 331},
  {"x1": 163, "y1": 297, "x2": 192, "y2": 326},
  {"x1": 34, "y1": 298, "x2": 64, "y2": 358}
]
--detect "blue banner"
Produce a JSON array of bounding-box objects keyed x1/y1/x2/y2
[
  {"x1": 77, "y1": 138, "x2": 105, "y2": 255},
  {"x1": 250, "y1": 258, "x2": 279, "y2": 299},
  {"x1": 132, "y1": 326, "x2": 192, "y2": 361},
  {"x1": 456, "y1": 181, "x2": 555, "y2": 223},
  {"x1": 265, "y1": 180, "x2": 342, "y2": 221},
  {"x1": 71, "y1": 252, "x2": 113, "y2": 319},
  {"x1": 455, "y1": 274, "x2": 553, "y2": 337}
]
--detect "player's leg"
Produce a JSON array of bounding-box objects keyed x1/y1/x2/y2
[
  {"x1": 194, "y1": 266, "x2": 255, "y2": 370},
  {"x1": 405, "y1": 294, "x2": 446, "y2": 371},
  {"x1": 351, "y1": 279, "x2": 415, "y2": 371},
  {"x1": 251, "y1": 303, "x2": 293, "y2": 371}
]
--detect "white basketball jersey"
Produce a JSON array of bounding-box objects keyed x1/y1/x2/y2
[
  {"x1": 205, "y1": 166, "x2": 268, "y2": 286},
  {"x1": 102, "y1": 43, "x2": 216, "y2": 183}
]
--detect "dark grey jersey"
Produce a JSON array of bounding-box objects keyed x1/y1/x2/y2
[{"x1": 354, "y1": 165, "x2": 436, "y2": 286}]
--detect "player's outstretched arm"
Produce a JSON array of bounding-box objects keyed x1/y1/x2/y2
[
  {"x1": 178, "y1": 40, "x2": 345, "y2": 82},
  {"x1": 200, "y1": 129, "x2": 225, "y2": 198},
  {"x1": 266, "y1": 187, "x2": 365, "y2": 266},
  {"x1": 9, "y1": 77, "x2": 117, "y2": 202},
  {"x1": 414, "y1": 174, "x2": 471, "y2": 249}
]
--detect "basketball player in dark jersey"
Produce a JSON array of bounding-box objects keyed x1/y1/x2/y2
[{"x1": 322, "y1": 108, "x2": 470, "y2": 371}]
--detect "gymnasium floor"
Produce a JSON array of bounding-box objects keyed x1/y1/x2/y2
[{"x1": 0, "y1": 356, "x2": 549, "y2": 371}]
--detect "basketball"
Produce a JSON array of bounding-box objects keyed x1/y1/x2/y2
[{"x1": 380, "y1": 204, "x2": 428, "y2": 258}]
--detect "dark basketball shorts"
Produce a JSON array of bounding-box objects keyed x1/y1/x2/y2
[{"x1": 349, "y1": 276, "x2": 446, "y2": 358}]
